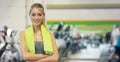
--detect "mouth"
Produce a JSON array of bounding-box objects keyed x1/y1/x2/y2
[{"x1": 34, "y1": 20, "x2": 40, "y2": 24}]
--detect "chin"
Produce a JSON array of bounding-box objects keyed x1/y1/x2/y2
[{"x1": 33, "y1": 23, "x2": 41, "y2": 26}]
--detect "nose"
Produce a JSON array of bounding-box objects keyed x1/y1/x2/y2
[{"x1": 34, "y1": 15, "x2": 39, "y2": 20}]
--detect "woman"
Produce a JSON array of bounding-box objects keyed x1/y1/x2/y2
[{"x1": 20, "y1": 3, "x2": 58, "y2": 62}]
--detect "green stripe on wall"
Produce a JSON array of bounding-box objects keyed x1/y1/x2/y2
[
  {"x1": 78, "y1": 25, "x2": 113, "y2": 31},
  {"x1": 47, "y1": 20, "x2": 120, "y2": 25}
]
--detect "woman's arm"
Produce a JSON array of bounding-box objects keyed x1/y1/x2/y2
[
  {"x1": 34, "y1": 32, "x2": 59, "y2": 62},
  {"x1": 20, "y1": 31, "x2": 49, "y2": 61}
]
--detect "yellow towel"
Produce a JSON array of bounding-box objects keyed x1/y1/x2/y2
[{"x1": 25, "y1": 25, "x2": 53, "y2": 55}]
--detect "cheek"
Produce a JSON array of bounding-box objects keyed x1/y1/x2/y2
[
  {"x1": 31, "y1": 17, "x2": 34, "y2": 22},
  {"x1": 39, "y1": 16, "x2": 44, "y2": 19},
  {"x1": 30, "y1": 16, "x2": 36, "y2": 21},
  {"x1": 30, "y1": 17, "x2": 35, "y2": 22}
]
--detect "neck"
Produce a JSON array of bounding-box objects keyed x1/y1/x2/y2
[{"x1": 33, "y1": 25, "x2": 41, "y2": 32}]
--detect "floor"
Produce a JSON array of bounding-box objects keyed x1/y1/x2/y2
[{"x1": 61, "y1": 44, "x2": 118, "y2": 62}]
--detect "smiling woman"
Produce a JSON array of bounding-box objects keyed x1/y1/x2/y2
[{"x1": 20, "y1": 3, "x2": 58, "y2": 62}]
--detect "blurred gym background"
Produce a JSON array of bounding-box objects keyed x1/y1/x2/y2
[{"x1": 0, "y1": 0, "x2": 120, "y2": 62}]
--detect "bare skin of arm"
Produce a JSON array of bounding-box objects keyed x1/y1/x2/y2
[
  {"x1": 33, "y1": 32, "x2": 59, "y2": 62},
  {"x1": 20, "y1": 31, "x2": 49, "y2": 61}
]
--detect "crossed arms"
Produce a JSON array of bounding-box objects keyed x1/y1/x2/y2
[{"x1": 20, "y1": 31, "x2": 58, "y2": 62}]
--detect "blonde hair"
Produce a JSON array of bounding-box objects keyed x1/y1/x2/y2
[{"x1": 29, "y1": 3, "x2": 45, "y2": 15}]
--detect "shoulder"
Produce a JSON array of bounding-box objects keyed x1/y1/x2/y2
[
  {"x1": 20, "y1": 30, "x2": 25, "y2": 34},
  {"x1": 19, "y1": 30, "x2": 26, "y2": 41},
  {"x1": 20, "y1": 30, "x2": 25, "y2": 36}
]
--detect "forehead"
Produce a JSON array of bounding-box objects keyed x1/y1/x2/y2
[{"x1": 31, "y1": 7, "x2": 43, "y2": 13}]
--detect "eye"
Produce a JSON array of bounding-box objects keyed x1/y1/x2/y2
[
  {"x1": 38, "y1": 13, "x2": 42, "y2": 16},
  {"x1": 32, "y1": 13, "x2": 35, "y2": 16}
]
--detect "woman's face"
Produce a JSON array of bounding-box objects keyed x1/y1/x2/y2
[{"x1": 30, "y1": 8, "x2": 44, "y2": 26}]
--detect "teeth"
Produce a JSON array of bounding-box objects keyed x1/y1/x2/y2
[{"x1": 34, "y1": 21, "x2": 39, "y2": 23}]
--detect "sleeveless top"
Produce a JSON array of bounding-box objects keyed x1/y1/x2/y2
[{"x1": 34, "y1": 41, "x2": 44, "y2": 54}]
